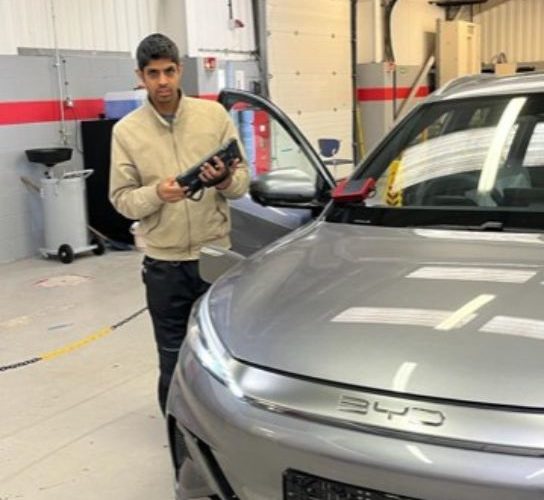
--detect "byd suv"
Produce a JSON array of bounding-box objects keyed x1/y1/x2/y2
[{"x1": 167, "y1": 73, "x2": 544, "y2": 499}]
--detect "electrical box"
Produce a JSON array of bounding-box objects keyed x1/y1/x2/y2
[{"x1": 437, "y1": 20, "x2": 481, "y2": 87}]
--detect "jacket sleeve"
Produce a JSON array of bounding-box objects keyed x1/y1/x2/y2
[
  {"x1": 215, "y1": 109, "x2": 251, "y2": 200},
  {"x1": 109, "y1": 127, "x2": 164, "y2": 220}
]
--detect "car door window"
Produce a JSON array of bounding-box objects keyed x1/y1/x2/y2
[
  {"x1": 220, "y1": 90, "x2": 335, "y2": 189},
  {"x1": 226, "y1": 103, "x2": 331, "y2": 189},
  {"x1": 268, "y1": 120, "x2": 317, "y2": 180},
  {"x1": 218, "y1": 90, "x2": 335, "y2": 256}
]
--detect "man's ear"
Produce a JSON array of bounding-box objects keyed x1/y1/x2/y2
[{"x1": 135, "y1": 68, "x2": 143, "y2": 82}]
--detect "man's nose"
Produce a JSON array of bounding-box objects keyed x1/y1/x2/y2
[{"x1": 158, "y1": 72, "x2": 168, "y2": 84}]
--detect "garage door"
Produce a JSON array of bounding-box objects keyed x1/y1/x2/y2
[{"x1": 267, "y1": 0, "x2": 354, "y2": 179}]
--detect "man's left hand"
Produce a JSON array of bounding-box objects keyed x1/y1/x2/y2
[{"x1": 199, "y1": 157, "x2": 240, "y2": 190}]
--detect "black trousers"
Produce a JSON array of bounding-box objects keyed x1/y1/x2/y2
[{"x1": 142, "y1": 256, "x2": 210, "y2": 414}]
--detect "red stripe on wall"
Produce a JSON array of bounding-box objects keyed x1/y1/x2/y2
[
  {"x1": 0, "y1": 99, "x2": 104, "y2": 126},
  {"x1": 70, "y1": 99, "x2": 104, "y2": 120},
  {"x1": 357, "y1": 86, "x2": 429, "y2": 102}
]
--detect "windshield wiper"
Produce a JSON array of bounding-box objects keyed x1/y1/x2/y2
[
  {"x1": 329, "y1": 205, "x2": 544, "y2": 233},
  {"x1": 417, "y1": 221, "x2": 544, "y2": 233},
  {"x1": 479, "y1": 221, "x2": 504, "y2": 231},
  {"x1": 417, "y1": 221, "x2": 503, "y2": 231}
]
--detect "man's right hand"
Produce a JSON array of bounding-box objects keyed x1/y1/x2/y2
[{"x1": 156, "y1": 177, "x2": 189, "y2": 202}]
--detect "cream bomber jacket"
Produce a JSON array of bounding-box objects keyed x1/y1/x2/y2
[{"x1": 109, "y1": 94, "x2": 250, "y2": 261}]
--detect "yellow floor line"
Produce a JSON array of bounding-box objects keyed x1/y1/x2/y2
[
  {"x1": 40, "y1": 326, "x2": 114, "y2": 361},
  {"x1": 1, "y1": 307, "x2": 147, "y2": 372}
]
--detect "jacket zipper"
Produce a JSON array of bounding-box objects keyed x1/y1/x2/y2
[{"x1": 170, "y1": 123, "x2": 193, "y2": 256}]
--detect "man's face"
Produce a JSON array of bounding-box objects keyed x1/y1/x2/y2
[{"x1": 138, "y1": 58, "x2": 182, "y2": 109}]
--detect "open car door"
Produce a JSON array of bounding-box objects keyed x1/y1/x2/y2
[
  {"x1": 218, "y1": 89, "x2": 336, "y2": 256},
  {"x1": 200, "y1": 89, "x2": 337, "y2": 283}
]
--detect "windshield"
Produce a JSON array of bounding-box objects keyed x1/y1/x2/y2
[{"x1": 329, "y1": 93, "x2": 544, "y2": 229}]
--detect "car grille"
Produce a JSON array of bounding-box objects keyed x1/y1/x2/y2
[{"x1": 284, "y1": 470, "x2": 421, "y2": 500}]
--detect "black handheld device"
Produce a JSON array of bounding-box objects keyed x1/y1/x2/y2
[{"x1": 175, "y1": 138, "x2": 242, "y2": 195}]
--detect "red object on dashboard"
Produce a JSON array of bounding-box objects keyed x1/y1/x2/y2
[{"x1": 332, "y1": 177, "x2": 376, "y2": 203}]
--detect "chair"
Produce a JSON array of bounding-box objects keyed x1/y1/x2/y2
[
  {"x1": 317, "y1": 138, "x2": 351, "y2": 178},
  {"x1": 318, "y1": 138, "x2": 340, "y2": 162}
]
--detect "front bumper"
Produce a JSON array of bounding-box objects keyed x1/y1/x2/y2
[{"x1": 167, "y1": 344, "x2": 544, "y2": 500}]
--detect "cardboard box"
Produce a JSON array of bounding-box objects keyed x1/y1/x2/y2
[{"x1": 494, "y1": 63, "x2": 517, "y2": 76}]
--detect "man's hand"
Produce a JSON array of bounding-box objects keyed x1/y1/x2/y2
[
  {"x1": 199, "y1": 157, "x2": 240, "y2": 191},
  {"x1": 156, "y1": 177, "x2": 189, "y2": 202}
]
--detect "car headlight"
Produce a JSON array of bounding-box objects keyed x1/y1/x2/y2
[{"x1": 186, "y1": 290, "x2": 244, "y2": 398}]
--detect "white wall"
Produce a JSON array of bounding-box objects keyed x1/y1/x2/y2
[
  {"x1": 358, "y1": 0, "x2": 443, "y2": 65},
  {"x1": 0, "y1": 0, "x2": 160, "y2": 55},
  {"x1": 475, "y1": 0, "x2": 544, "y2": 64},
  {"x1": 391, "y1": 0, "x2": 443, "y2": 65},
  {"x1": 1, "y1": 0, "x2": 255, "y2": 60}
]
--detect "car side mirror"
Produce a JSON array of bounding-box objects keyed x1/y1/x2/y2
[
  {"x1": 199, "y1": 245, "x2": 246, "y2": 283},
  {"x1": 250, "y1": 169, "x2": 317, "y2": 207}
]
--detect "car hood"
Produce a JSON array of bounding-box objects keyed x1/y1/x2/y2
[{"x1": 209, "y1": 222, "x2": 544, "y2": 408}]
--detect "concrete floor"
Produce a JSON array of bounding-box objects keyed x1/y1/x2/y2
[{"x1": 0, "y1": 250, "x2": 175, "y2": 500}]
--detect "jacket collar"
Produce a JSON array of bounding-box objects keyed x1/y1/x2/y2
[{"x1": 145, "y1": 89, "x2": 185, "y2": 127}]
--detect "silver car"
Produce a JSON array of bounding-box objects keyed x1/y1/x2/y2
[{"x1": 167, "y1": 73, "x2": 544, "y2": 499}]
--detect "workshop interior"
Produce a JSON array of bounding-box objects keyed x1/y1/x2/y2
[{"x1": 2, "y1": 1, "x2": 544, "y2": 499}]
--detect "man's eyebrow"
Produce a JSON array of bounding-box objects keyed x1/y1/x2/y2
[{"x1": 146, "y1": 65, "x2": 176, "y2": 73}]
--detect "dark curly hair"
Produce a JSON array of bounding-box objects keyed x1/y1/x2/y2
[{"x1": 136, "y1": 33, "x2": 180, "y2": 70}]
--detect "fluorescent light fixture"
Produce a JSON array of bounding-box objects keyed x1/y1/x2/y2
[
  {"x1": 477, "y1": 97, "x2": 527, "y2": 196},
  {"x1": 398, "y1": 127, "x2": 493, "y2": 189},
  {"x1": 407, "y1": 266, "x2": 536, "y2": 284},
  {"x1": 406, "y1": 444, "x2": 433, "y2": 464},
  {"x1": 480, "y1": 316, "x2": 544, "y2": 340},
  {"x1": 393, "y1": 362, "x2": 418, "y2": 392},
  {"x1": 414, "y1": 228, "x2": 544, "y2": 245},
  {"x1": 435, "y1": 294, "x2": 495, "y2": 331},
  {"x1": 332, "y1": 307, "x2": 475, "y2": 329},
  {"x1": 526, "y1": 467, "x2": 544, "y2": 480},
  {"x1": 523, "y1": 122, "x2": 544, "y2": 166}
]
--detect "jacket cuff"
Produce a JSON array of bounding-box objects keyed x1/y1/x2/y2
[
  {"x1": 215, "y1": 175, "x2": 245, "y2": 198},
  {"x1": 144, "y1": 184, "x2": 165, "y2": 209}
]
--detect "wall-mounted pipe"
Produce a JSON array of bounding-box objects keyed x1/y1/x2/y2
[
  {"x1": 383, "y1": 0, "x2": 400, "y2": 119},
  {"x1": 372, "y1": 0, "x2": 383, "y2": 62},
  {"x1": 252, "y1": 0, "x2": 269, "y2": 97},
  {"x1": 351, "y1": 0, "x2": 362, "y2": 163},
  {"x1": 50, "y1": 0, "x2": 68, "y2": 145},
  {"x1": 384, "y1": 0, "x2": 399, "y2": 63}
]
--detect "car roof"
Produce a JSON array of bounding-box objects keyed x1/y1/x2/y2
[{"x1": 428, "y1": 71, "x2": 544, "y2": 102}]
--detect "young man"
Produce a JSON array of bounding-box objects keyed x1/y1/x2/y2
[{"x1": 109, "y1": 33, "x2": 249, "y2": 414}]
